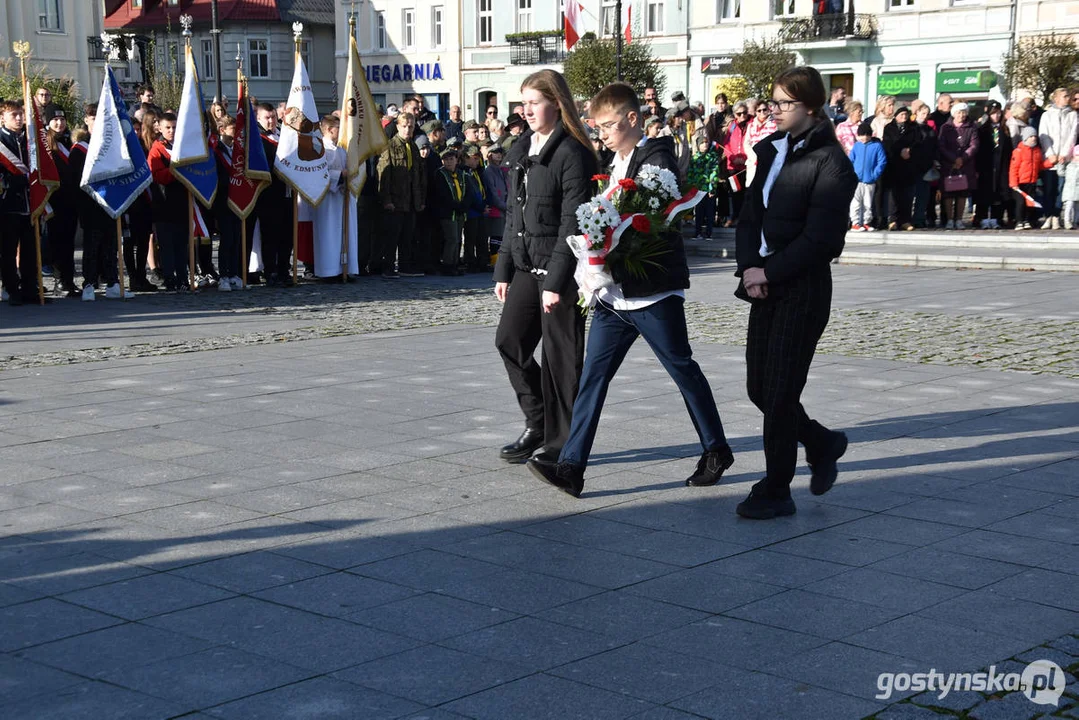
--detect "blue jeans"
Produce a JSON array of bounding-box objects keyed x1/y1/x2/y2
[
  {"x1": 559, "y1": 295, "x2": 729, "y2": 468},
  {"x1": 1041, "y1": 169, "x2": 1061, "y2": 216}
]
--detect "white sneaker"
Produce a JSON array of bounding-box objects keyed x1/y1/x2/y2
[
  {"x1": 104, "y1": 283, "x2": 133, "y2": 299},
  {"x1": 217, "y1": 279, "x2": 232, "y2": 292},
  {"x1": 1051, "y1": 216, "x2": 1061, "y2": 230},
  {"x1": 1041, "y1": 217, "x2": 1055, "y2": 230},
  {"x1": 1065, "y1": 218, "x2": 1075, "y2": 230},
  {"x1": 81, "y1": 285, "x2": 95, "y2": 301},
  {"x1": 230, "y1": 276, "x2": 244, "y2": 290}
]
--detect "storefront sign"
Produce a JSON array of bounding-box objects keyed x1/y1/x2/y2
[
  {"x1": 365, "y1": 62, "x2": 444, "y2": 85},
  {"x1": 877, "y1": 72, "x2": 919, "y2": 96},
  {"x1": 700, "y1": 56, "x2": 733, "y2": 74},
  {"x1": 935, "y1": 70, "x2": 997, "y2": 93}
]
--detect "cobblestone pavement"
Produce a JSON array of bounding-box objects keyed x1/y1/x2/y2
[
  {"x1": 0, "y1": 262, "x2": 1077, "y2": 719},
  {"x1": 3, "y1": 261, "x2": 1078, "y2": 377}
]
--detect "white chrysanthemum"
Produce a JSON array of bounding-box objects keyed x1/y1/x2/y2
[
  {"x1": 637, "y1": 164, "x2": 681, "y2": 200},
  {"x1": 648, "y1": 196, "x2": 661, "y2": 210},
  {"x1": 576, "y1": 196, "x2": 620, "y2": 238}
]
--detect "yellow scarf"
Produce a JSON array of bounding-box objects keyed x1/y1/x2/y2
[{"x1": 404, "y1": 140, "x2": 412, "y2": 169}]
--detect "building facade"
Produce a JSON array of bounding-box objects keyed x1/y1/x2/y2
[
  {"x1": 688, "y1": 0, "x2": 1079, "y2": 113},
  {"x1": 0, "y1": 0, "x2": 107, "y2": 102},
  {"x1": 104, "y1": 0, "x2": 337, "y2": 112},
  {"x1": 458, "y1": 0, "x2": 690, "y2": 119},
  {"x1": 334, "y1": 0, "x2": 461, "y2": 120}
]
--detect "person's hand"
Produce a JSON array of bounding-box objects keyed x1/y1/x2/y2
[
  {"x1": 541, "y1": 290, "x2": 560, "y2": 313},
  {"x1": 383, "y1": 202, "x2": 395, "y2": 211},
  {"x1": 742, "y1": 266, "x2": 768, "y2": 288},
  {"x1": 494, "y1": 282, "x2": 508, "y2": 303},
  {"x1": 1046, "y1": 154, "x2": 1058, "y2": 165},
  {"x1": 747, "y1": 283, "x2": 768, "y2": 300},
  {"x1": 900, "y1": 148, "x2": 911, "y2": 160}
]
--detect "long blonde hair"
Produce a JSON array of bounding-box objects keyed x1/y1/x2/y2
[{"x1": 520, "y1": 69, "x2": 597, "y2": 161}]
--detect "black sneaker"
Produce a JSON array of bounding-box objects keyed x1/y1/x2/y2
[
  {"x1": 685, "y1": 445, "x2": 735, "y2": 486},
  {"x1": 808, "y1": 431, "x2": 848, "y2": 496},
  {"x1": 526, "y1": 458, "x2": 584, "y2": 498},
  {"x1": 736, "y1": 483, "x2": 797, "y2": 520}
]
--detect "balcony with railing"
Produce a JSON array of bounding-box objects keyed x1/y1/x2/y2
[
  {"x1": 507, "y1": 31, "x2": 566, "y2": 65},
  {"x1": 87, "y1": 36, "x2": 107, "y2": 62},
  {"x1": 778, "y1": 13, "x2": 876, "y2": 45}
]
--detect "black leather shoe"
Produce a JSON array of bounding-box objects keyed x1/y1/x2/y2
[
  {"x1": 685, "y1": 445, "x2": 735, "y2": 486},
  {"x1": 531, "y1": 448, "x2": 561, "y2": 464},
  {"x1": 526, "y1": 458, "x2": 584, "y2": 498},
  {"x1": 736, "y1": 482, "x2": 797, "y2": 520},
  {"x1": 808, "y1": 432, "x2": 848, "y2": 496},
  {"x1": 499, "y1": 427, "x2": 544, "y2": 462}
]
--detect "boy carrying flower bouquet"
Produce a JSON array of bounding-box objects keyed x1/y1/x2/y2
[{"x1": 527, "y1": 82, "x2": 735, "y2": 498}]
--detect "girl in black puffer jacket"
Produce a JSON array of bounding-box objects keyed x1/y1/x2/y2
[{"x1": 493, "y1": 69, "x2": 599, "y2": 464}]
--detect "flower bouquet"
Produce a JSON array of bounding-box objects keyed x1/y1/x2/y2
[{"x1": 566, "y1": 165, "x2": 703, "y2": 308}]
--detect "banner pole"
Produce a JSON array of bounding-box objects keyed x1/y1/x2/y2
[
  {"x1": 341, "y1": 191, "x2": 350, "y2": 282},
  {"x1": 188, "y1": 194, "x2": 196, "y2": 290},
  {"x1": 292, "y1": 193, "x2": 299, "y2": 285},
  {"x1": 241, "y1": 216, "x2": 247, "y2": 288},
  {"x1": 116, "y1": 216, "x2": 126, "y2": 301},
  {"x1": 34, "y1": 217, "x2": 44, "y2": 305}
]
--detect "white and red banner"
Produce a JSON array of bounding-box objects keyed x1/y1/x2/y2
[{"x1": 275, "y1": 52, "x2": 330, "y2": 206}]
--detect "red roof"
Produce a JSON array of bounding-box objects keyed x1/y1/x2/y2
[{"x1": 105, "y1": 0, "x2": 279, "y2": 29}]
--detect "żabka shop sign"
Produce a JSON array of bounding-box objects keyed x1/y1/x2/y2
[
  {"x1": 365, "y1": 62, "x2": 444, "y2": 84},
  {"x1": 877, "y1": 72, "x2": 919, "y2": 96}
]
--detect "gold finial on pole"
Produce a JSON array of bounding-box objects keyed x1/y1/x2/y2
[
  {"x1": 98, "y1": 32, "x2": 115, "y2": 66},
  {"x1": 348, "y1": 2, "x2": 357, "y2": 37}
]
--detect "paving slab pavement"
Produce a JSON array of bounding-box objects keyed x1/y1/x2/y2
[{"x1": 0, "y1": 260, "x2": 1076, "y2": 719}]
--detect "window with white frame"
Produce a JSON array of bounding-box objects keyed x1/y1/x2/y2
[
  {"x1": 478, "y1": 0, "x2": 494, "y2": 44},
  {"x1": 517, "y1": 0, "x2": 533, "y2": 33},
  {"x1": 647, "y1": 1, "x2": 664, "y2": 33},
  {"x1": 773, "y1": 0, "x2": 795, "y2": 16},
  {"x1": 247, "y1": 38, "x2": 269, "y2": 78},
  {"x1": 402, "y1": 9, "x2": 415, "y2": 48},
  {"x1": 601, "y1": 0, "x2": 617, "y2": 36},
  {"x1": 37, "y1": 0, "x2": 63, "y2": 32},
  {"x1": 718, "y1": 0, "x2": 741, "y2": 21},
  {"x1": 162, "y1": 39, "x2": 180, "y2": 74},
  {"x1": 889, "y1": 0, "x2": 915, "y2": 8},
  {"x1": 376, "y1": 12, "x2": 387, "y2": 49},
  {"x1": 432, "y1": 6, "x2": 444, "y2": 47},
  {"x1": 200, "y1": 39, "x2": 215, "y2": 79}
]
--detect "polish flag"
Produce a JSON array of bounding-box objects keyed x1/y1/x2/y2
[
  {"x1": 565, "y1": 2, "x2": 582, "y2": 50},
  {"x1": 624, "y1": 4, "x2": 632, "y2": 45}
]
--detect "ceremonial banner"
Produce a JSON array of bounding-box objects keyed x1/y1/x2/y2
[
  {"x1": 80, "y1": 66, "x2": 152, "y2": 219},
  {"x1": 23, "y1": 78, "x2": 60, "y2": 221},
  {"x1": 339, "y1": 31, "x2": 386, "y2": 196},
  {"x1": 172, "y1": 42, "x2": 218, "y2": 208},
  {"x1": 275, "y1": 53, "x2": 330, "y2": 205},
  {"x1": 228, "y1": 82, "x2": 270, "y2": 218}
]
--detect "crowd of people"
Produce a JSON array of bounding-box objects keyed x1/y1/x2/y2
[{"x1": 3, "y1": 78, "x2": 1078, "y2": 308}]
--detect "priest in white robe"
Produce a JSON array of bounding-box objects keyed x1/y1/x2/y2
[{"x1": 312, "y1": 115, "x2": 362, "y2": 277}]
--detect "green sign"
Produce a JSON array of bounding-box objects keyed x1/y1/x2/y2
[
  {"x1": 935, "y1": 70, "x2": 998, "y2": 93},
  {"x1": 878, "y1": 72, "x2": 920, "y2": 96}
]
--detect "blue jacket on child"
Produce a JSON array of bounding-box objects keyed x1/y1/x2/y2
[{"x1": 849, "y1": 139, "x2": 887, "y2": 185}]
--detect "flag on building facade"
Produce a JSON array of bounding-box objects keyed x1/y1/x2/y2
[
  {"x1": 275, "y1": 51, "x2": 330, "y2": 206},
  {"x1": 565, "y1": 2, "x2": 582, "y2": 50},
  {"x1": 80, "y1": 66, "x2": 152, "y2": 219},
  {"x1": 171, "y1": 42, "x2": 218, "y2": 208},
  {"x1": 339, "y1": 29, "x2": 387, "y2": 196}
]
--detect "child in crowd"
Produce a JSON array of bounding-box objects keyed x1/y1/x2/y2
[
  {"x1": 1062, "y1": 144, "x2": 1079, "y2": 230},
  {"x1": 461, "y1": 145, "x2": 488, "y2": 272},
  {"x1": 848, "y1": 121, "x2": 887, "y2": 231},
  {"x1": 688, "y1": 136, "x2": 722, "y2": 239},
  {"x1": 433, "y1": 149, "x2": 466, "y2": 276},
  {"x1": 482, "y1": 144, "x2": 508, "y2": 272},
  {"x1": 1009, "y1": 126, "x2": 1050, "y2": 230}
]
